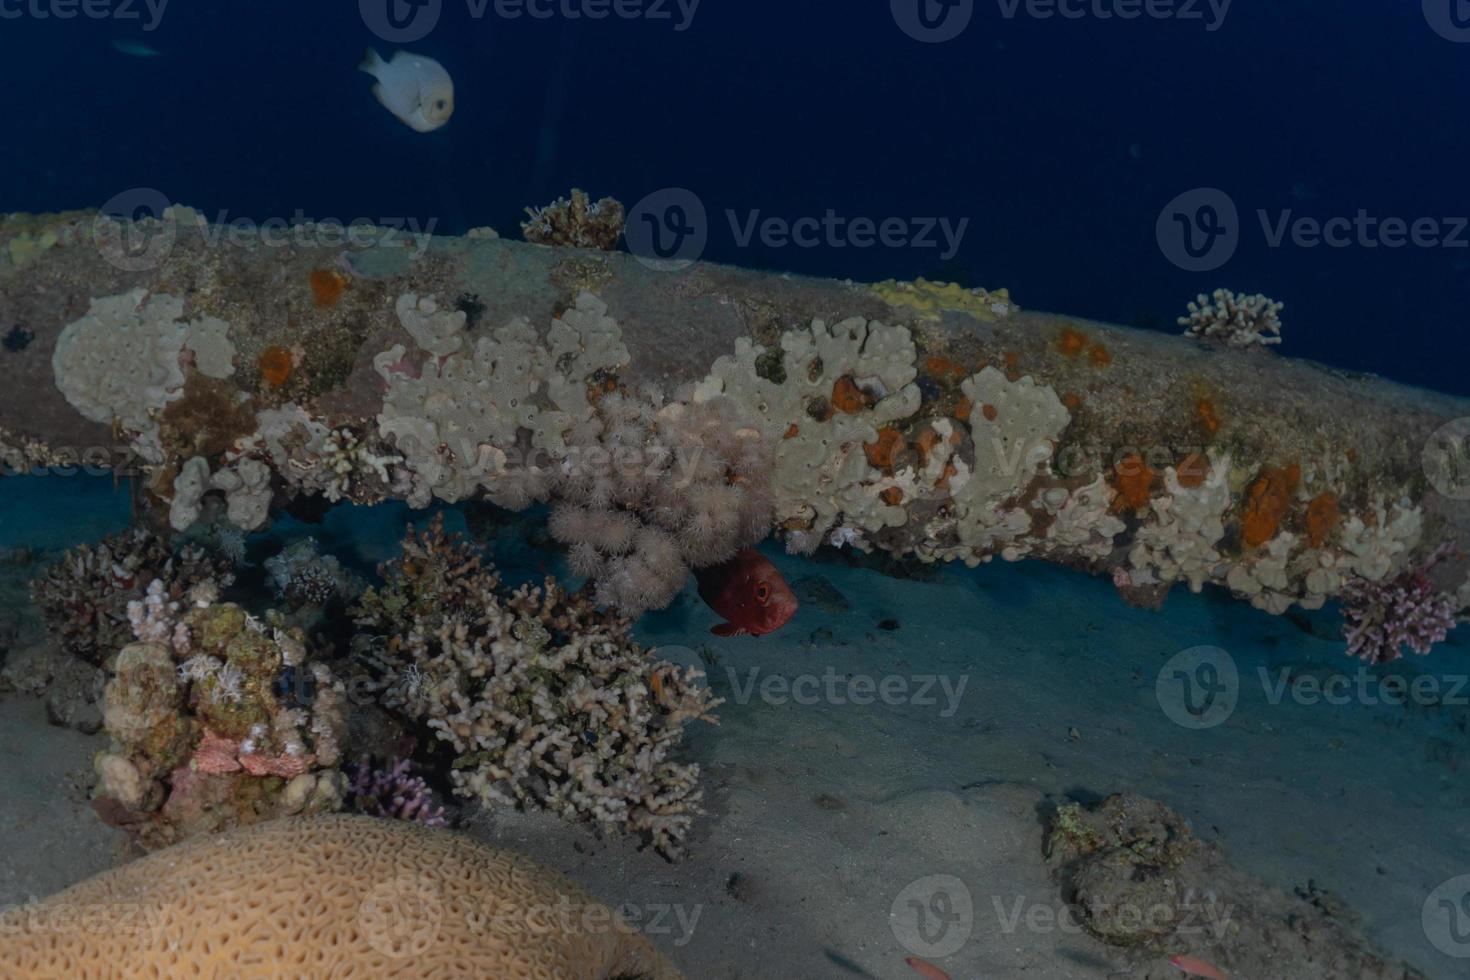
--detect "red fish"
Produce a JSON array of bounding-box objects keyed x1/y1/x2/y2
[
  {"x1": 1170, "y1": 954, "x2": 1227, "y2": 980},
  {"x1": 905, "y1": 957, "x2": 952, "y2": 980},
  {"x1": 694, "y1": 549, "x2": 798, "y2": 637}
]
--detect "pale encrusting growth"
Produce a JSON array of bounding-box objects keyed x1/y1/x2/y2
[
  {"x1": 353, "y1": 518, "x2": 720, "y2": 859},
  {"x1": 694, "y1": 316, "x2": 923, "y2": 551},
  {"x1": 0, "y1": 815, "x2": 685, "y2": 979},
  {"x1": 51, "y1": 289, "x2": 235, "y2": 459},
  {"x1": 30, "y1": 250, "x2": 1465, "y2": 659},
  {"x1": 1179, "y1": 288, "x2": 1284, "y2": 348}
]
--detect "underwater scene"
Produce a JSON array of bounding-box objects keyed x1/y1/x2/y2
[{"x1": 3, "y1": 3, "x2": 1470, "y2": 979}]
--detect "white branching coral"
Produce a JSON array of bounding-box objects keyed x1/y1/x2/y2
[
  {"x1": 693, "y1": 316, "x2": 921, "y2": 550},
  {"x1": 353, "y1": 517, "x2": 719, "y2": 859},
  {"x1": 1179, "y1": 289, "x2": 1284, "y2": 348}
]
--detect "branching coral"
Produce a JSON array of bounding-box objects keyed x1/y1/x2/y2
[
  {"x1": 30, "y1": 527, "x2": 233, "y2": 665},
  {"x1": 345, "y1": 756, "x2": 447, "y2": 825},
  {"x1": 92, "y1": 582, "x2": 348, "y2": 847},
  {"x1": 1341, "y1": 544, "x2": 1464, "y2": 663},
  {"x1": 1179, "y1": 288, "x2": 1284, "y2": 348},
  {"x1": 353, "y1": 516, "x2": 720, "y2": 858},
  {"x1": 522, "y1": 189, "x2": 626, "y2": 250}
]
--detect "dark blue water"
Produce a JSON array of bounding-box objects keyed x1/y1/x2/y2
[{"x1": 3, "y1": 2, "x2": 1467, "y2": 394}]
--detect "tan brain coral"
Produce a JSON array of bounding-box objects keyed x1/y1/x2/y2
[{"x1": 0, "y1": 815, "x2": 685, "y2": 979}]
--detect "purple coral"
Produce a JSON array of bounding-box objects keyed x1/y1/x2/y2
[
  {"x1": 346, "y1": 757, "x2": 446, "y2": 826},
  {"x1": 1341, "y1": 545, "x2": 1464, "y2": 664}
]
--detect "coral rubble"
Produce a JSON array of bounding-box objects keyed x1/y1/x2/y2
[{"x1": 353, "y1": 517, "x2": 719, "y2": 858}]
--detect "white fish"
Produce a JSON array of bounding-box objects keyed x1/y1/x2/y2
[
  {"x1": 112, "y1": 39, "x2": 161, "y2": 57},
  {"x1": 359, "y1": 48, "x2": 454, "y2": 133}
]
